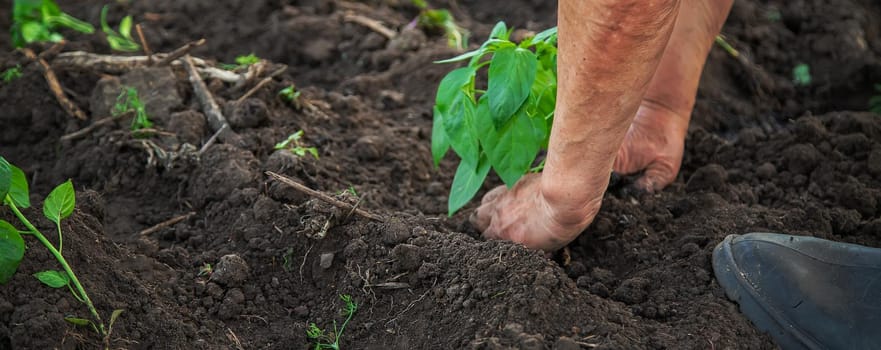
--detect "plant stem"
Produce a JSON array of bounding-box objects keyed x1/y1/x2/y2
[{"x1": 6, "y1": 199, "x2": 106, "y2": 336}]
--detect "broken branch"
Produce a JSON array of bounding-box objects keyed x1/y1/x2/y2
[
  {"x1": 343, "y1": 13, "x2": 397, "y2": 39},
  {"x1": 235, "y1": 66, "x2": 288, "y2": 104},
  {"x1": 22, "y1": 48, "x2": 88, "y2": 120},
  {"x1": 181, "y1": 54, "x2": 244, "y2": 146},
  {"x1": 138, "y1": 212, "x2": 196, "y2": 236},
  {"x1": 265, "y1": 171, "x2": 384, "y2": 222}
]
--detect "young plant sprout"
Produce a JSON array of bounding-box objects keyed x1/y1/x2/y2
[
  {"x1": 113, "y1": 86, "x2": 152, "y2": 131},
  {"x1": 0, "y1": 156, "x2": 123, "y2": 345},
  {"x1": 275, "y1": 130, "x2": 319, "y2": 160},
  {"x1": 11, "y1": 0, "x2": 95, "y2": 47},
  {"x1": 793, "y1": 63, "x2": 812, "y2": 86},
  {"x1": 307, "y1": 294, "x2": 358, "y2": 350},
  {"x1": 410, "y1": 0, "x2": 468, "y2": 50},
  {"x1": 2, "y1": 65, "x2": 23, "y2": 83},
  {"x1": 279, "y1": 84, "x2": 302, "y2": 108},
  {"x1": 220, "y1": 53, "x2": 261, "y2": 71},
  {"x1": 431, "y1": 22, "x2": 558, "y2": 214},
  {"x1": 100, "y1": 5, "x2": 139, "y2": 52}
]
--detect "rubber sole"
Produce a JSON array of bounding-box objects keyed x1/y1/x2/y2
[{"x1": 712, "y1": 234, "x2": 820, "y2": 350}]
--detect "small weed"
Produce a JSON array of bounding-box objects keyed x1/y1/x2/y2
[
  {"x1": 197, "y1": 263, "x2": 213, "y2": 277},
  {"x1": 113, "y1": 86, "x2": 152, "y2": 131},
  {"x1": 100, "y1": 5, "x2": 139, "y2": 52},
  {"x1": 220, "y1": 53, "x2": 261, "y2": 71},
  {"x1": 411, "y1": 0, "x2": 468, "y2": 50},
  {"x1": 279, "y1": 84, "x2": 302, "y2": 108},
  {"x1": 870, "y1": 84, "x2": 881, "y2": 114},
  {"x1": 2, "y1": 65, "x2": 23, "y2": 83},
  {"x1": 0, "y1": 156, "x2": 123, "y2": 346},
  {"x1": 11, "y1": 0, "x2": 95, "y2": 48},
  {"x1": 275, "y1": 130, "x2": 319, "y2": 160},
  {"x1": 793, "y1": 63, "x2": 812, "y2": 86},
  {"x1": 307, "y1": 294, "x2": 358, "y2": 350}
]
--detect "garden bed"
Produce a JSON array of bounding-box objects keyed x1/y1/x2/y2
[{"x1": 1, "y1": 0, "x2": 880, "y2": 348}]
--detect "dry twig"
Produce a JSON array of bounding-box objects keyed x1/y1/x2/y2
[
  {"x1": 181, "y1": 54, "x2": 244, "y2": 146},
  {"x1": 156, "y1": 38, "x2": 206, "y2": 66},
  {"x1": 135, "y1": 24, "x2": 153, "y2": 64},
  {"x1": 22, "y1": 48, "x2": 88, "y2": 120},
  {"x1": 265, "y1": 171, "x2": 384, "y2": 222},
  {"x1": 235, "y1": 66, "x2": 288, "y2": 104},
  {"x1": 59, "y1": 114, "x2": 126, "y2": 141},
  {"x1": 343, "y1": 12, "x2": 397, "y2": 39},
  {"x1": 137, "y1": 212, "x2": 196, "y2": 236},
  {"x1": 53, "y1": 51, "x2": 241, "y2": 83}
]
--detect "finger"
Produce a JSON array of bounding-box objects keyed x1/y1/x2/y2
[
  {"x1": 634, "y1": 160, "x2": 677, "y2": 192},
  {"x1": 481, "y1": 185, "x2": 507, "y2": 205}
]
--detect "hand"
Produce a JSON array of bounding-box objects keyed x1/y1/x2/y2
[
  {"x1": 470, "y1": 173, "x2": 601, "y2": 252},
  {"x1": 613, "y1": 99, "x2": 689, "y2": 192}
]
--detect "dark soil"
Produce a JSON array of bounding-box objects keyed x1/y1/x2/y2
[{"x1": 1, "y1": 0, "x2": 880, "y2": 349}]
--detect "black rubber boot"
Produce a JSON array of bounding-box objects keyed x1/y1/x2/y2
[{"x1": 712, "y1": 233, "x2": 881, "y2": 350}]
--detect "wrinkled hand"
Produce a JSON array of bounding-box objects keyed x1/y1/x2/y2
[
  {"x1": 470, "y1": 173, "x2": 601, "y2": 252},
  {"x1": 613, "y1": 99, "x2": 689, "y2": 192}
]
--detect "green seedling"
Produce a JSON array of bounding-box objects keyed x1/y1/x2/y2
[
  {"x1": 432, "y1": 21, "x2": 558, "y2": 214},
  {"x1": 0, "y1": 156, "x2": 123, "y2": 347},
  {"x1": 11, "y1": 0, "x2": 95, "y2": 48},
  {"x1": 198, "y1": 263, "x2": 213, "y2": 277},
  {"x1": 307, "y1": 294, "x2": 358, "y2": 350},
  {"x1": 113, "y1": 86, "x2": 152, "y2": 131},
  {"x1": 870, "y1": 84, "x2": 881, "y2": 114},
  {"x1": 275, "y1": 130, "x2": 319, "y2": 160},
  {"x1": 220, "y1": 53, "x2": 261, "y2": 71},
  {"x1": 793, "y1": 63, "x2": 812, "y2": 86},
  {"x1": 100, "y1": 5, "x2": 139, "y2": 52},
  {"x1": 279, "y1": 84, "x2": 302, "y2": 108},
  {"x1": 2, "y1": 65, "x2": 23, "y2": 83},
  {"x1": 411, "y1": 0, "x2": 468, "y2": 50}
]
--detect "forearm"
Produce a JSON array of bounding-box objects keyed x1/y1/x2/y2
[
  {"x1": 643, "y1": 0, "x2": 734, "y2": 129},
  {"x1": 542, "y1": 0, "x2": 680, "y2": 221}
]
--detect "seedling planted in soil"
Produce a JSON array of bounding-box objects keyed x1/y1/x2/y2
[
  {"x1": 113, "y1": 86, "x2": 153, "y2": 131},
  {"x1": 221, "y1": 53, "x2": 261, "y2": 71},
  {"x1": 0, "y1": 156, "x2": 123, "y2": 347},
  {"x1": 275, "y1": 130, "x2": 320, "y2": 160},
  {"x1": 410, "y1": 0, "x2": 468, "y2": 50},
  {"x1": 793, "y1": 63, "x2": 812, "y2": 86},
  {"x1": 11, "y1": 0, "x2": 95, "y2": 47},
  {"x1": 279, "y1": 84, "x2": 302, "y2": 108},
  {"x1": 432, "y1": 21, "x2": 558, "y2": 214},
  {"x1": 2, "y1": 65, "x2": 23, "y2": 83},
  {"x1": 100, "y1": 5, "x2": 140, "y2": 52},
  {"x1": 307, "y1": 294, "x2": 358, "y2": 350}
]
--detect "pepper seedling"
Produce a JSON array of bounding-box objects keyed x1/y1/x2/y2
[
  {"x1": 2, "y1": 65, "x2": 23, "y2": 83},
  {"x1": 431, "y1": 21, "x2": 557, "y2": 215},
  {"x1": 220, "y1": 53, "x2": 261, "y2": 71},
  {"x1": 11, "y1": 0, "x2": 95, "y2": 48},
  {"x1": 279, "y1": 84, "x2": 302, "y2": 109},
  {"x1": 113, "y1": 86, "x2": 152, "y2": 131},
  {"x1": 410, "y1": 0, "x2": 468, "y2": 50},
  {"x1": 307, "y1": 294, "x2": 358, "y2": 350},
  {"x1": 0, "y1": 156, "x2": 123, "y2": 347},
  {"x1": 275, "y1": 130, "x2": 319, "y2": 160},
  {"x1": 100, "y1": 5, "x2": 140, "y2": 52}
]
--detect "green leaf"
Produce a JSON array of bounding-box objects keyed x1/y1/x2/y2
[
  {"x1": 448, "y1": 154, "x2": 491, "y2": 215},
  {"x1": 119, "y1": 16, "x2": 133, "y2": 38},
  {"x1": 431, "y1": 106, "x2": 450, "y2": 167},
  {"x1": 489, "y1": 21, "x2": 508, "y2": 40},
  {"x1": 484, "y1": 109, "x2": 544, "y2": 187},
  {"x1": 34, "y1": 270, "x2": 70, "y2": 288},
  {"x1": 8, "y1": 165, "x2": 30, "y2": 208},
  {"x1": 435, "y1": 67, "x2": 479, "y2": 167},
  {"x1": 487, "y1": 47, "x2": 537, "y2": 129},
  {"x1": 0, "y1": 157, "x2": 11, "y2": 200},
  {"x1": 109, "y1": 309, "x2": 124, "y2": 326},
  {"x1": 434, "y1": 48, "x2": 484, "y2": 64},
  {"x1": 0, "y1": 220, "x2": 25, "y2": 284},
  {"x1": 20, "y1": 21, "x2": 46, "y2": 43},
  {"x1": 43, "y1": 180, "x2": 75, "y2": 224},
  {"x1": 64, "y1": 316, "x2": 92, "y2": 326},
  {"x1": 533, "y1": 27, "x2": 558, "y2": 44}
]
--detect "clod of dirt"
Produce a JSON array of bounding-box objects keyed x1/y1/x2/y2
[
  {"x1": 225, "y1": 98, "x2": 268, "y2": 129},
  {"x1": 218, "y1": 288, "x2": 245, "y2": 320},
  {"x1": 686, "y1": 164, "x2": 728, "y2": 192},
  {"x1": 381, "y1": 219, "x2": 412, "y2": 244},
  {"x1": 553, "y1": 337, "x2": 581, "y2": 350},
  {"x1": 190, "y1": 144, "x2": 260, "y2": 203},
  {"x1": 379, "y1": 89, "x2": 406, "y2": 109},
  {"x1": 795, "y1": 116, "x2": 829, "y2": 142},
  {"x1": 210, "y1": 254, "x2": 250, "y2": 287},
  {"x1": 264, "y1": 149, "x2": 304, "y2": 174},
  {"x1": 783, "y1": 143, "x2": 822, "y2": 175},
  {"x1": 756, "y1": 162, "x2": 777, "y2": 179},
  {"x1": 319, "y1": 252, "x2": 335, "y2": 269},
  {"x1": 869, "y1": 147, "x2": 881, "y2": 175},
  {"x1": 89, "y1": 75, "x2": 123, "y2": 118},
  {"x1": 167, "y1": 110, "x2": 207, "y2": 145},
  {"x1": 387, "y1": 27, "x2": 426, "y2": 52},
  {"x1": 391, "y1": 244, "x2": 424, "y2": 271},
  {"x1": 354, "y1": 135, "x2": 387, "y2": 161},
  {"x1": 343, "y1": 238, "x2": 368, "y2": 260},
  {"x1": 612, "y1": 277, "x2": 652, "y2": 305},
  {"x1": 302, "y1": 39, "x2": 336, "y2": 63}
]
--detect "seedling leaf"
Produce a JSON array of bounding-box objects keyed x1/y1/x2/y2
[
  {"x1": 8, "y1": 165, "x2": 31, "y2": 209},
  {"x1": 0, "y1": 157, "x2": 11, "y2": 200},
  {"x1": 64, "y1": 316, "x2": 92, "y2": 326},
  {"x1": 431, "y1": 106, "x2": 450, "y2": 166},
  {"x1": 487, "y1": 46, "x2": 537, "y2": 129},
  {"x1": 109, "y1": 309, "x2": 124, "y2": 326},
  {"x1": 34, "y1": 270, "x2": 70, "y2": 288},
  {"x1": 43, "y1": 179, "x2": 75, "y2": 224},
  {"x1": 0, "y1": 220, "x2": 25, "y2": 284},
  {"x1": 448, "y1": 155, "x2": 491, "y2": 215},
  {"x1": 793, "y1": 63, "x2": 812, "y2": 86}
]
